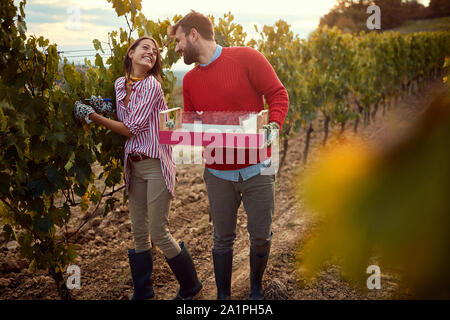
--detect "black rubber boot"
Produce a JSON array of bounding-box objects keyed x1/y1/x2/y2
[
  {"x1": 212, "y1": 249, "x2": 233, "y2": 300},
  {"x1": 128, "y1": 248, "x2": 155, "y2": 300},
  {"x1": 166, "y1": 242, "x2": 203, "y2": 300},
  {"x1": 249, "y1": 246, "x2": 270, "y2": 300}
]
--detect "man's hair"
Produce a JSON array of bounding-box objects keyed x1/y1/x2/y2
[{"x1": 169, "y1": 10, "x2": 214, "y2": 41}]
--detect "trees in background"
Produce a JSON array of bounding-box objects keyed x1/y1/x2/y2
[
  {"x1": 319, "y1": 0, "x2": 450, "y2": 33},
  {"x1": 427, "y1": 0, "x2": 450, "y2": 18}
]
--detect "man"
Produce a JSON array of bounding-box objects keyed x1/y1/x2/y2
[{"x1": 169, "y1": 11, "x2": 289, "y2": 300}]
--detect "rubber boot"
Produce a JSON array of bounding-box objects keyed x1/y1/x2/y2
[
  {"x1": 212, "y1": 249, "x2": 233, "y2": 300},
  {"x1": 249, "y1": 246, "x2": 270, "y2": 300},
  {"x1": 128, "y1": 248, "x2": 155, "y2": 300},
  {"x1": 166, "y1": 242, "x2": 203, "y2": 300}
]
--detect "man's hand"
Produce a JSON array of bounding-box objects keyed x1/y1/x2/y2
[
  {"x1": 263, "y1": 122, "x2": 279, "y2": 147},
  {"x1": 74, "y1": 101, "x2": 96, "y2": 124},
  {"x1": 88, "y1": 95, "x2": 116, "y2": 115},
  {"x1": 165, "y1": 119, "x2": 175, "y2": 129}
]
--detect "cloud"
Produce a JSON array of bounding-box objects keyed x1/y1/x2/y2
[
  {"x1": 25, "y1": 2, "x2": 120, "y2": 27},
  {"x1": 25, "y1": 2, "x2": 67, "y2": 24},
  {"x1": 26, "y1": 21, "x2": 111, "y2": 46},
  {"x1": 23, "y1": 0, "x2": 336, "y2": 68},
  {"x1": 24, "y1": 0, "x2": 128, "y2": 49}
]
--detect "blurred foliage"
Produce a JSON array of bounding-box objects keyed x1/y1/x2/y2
[
  {"x1": 296, "y1": 87, "x2": 450, "y2": 298},
  {"x1": 1, "y1": 0, "x2": 449, "y2": 300}
]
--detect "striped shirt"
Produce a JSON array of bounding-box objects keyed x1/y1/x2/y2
[{"x1": 115, "y1": 75, "x2": 176, "y2": 196}]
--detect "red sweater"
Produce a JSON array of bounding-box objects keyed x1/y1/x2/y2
[{"x1": 183, "y1": 46, "x2": 289, "y2": 170}]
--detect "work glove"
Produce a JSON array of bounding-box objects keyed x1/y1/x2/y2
[
  {"x1": 263, "y1": 122, "x2": 279, "y2": 147},
  {"x1": 74, "y1": 101, "x2": 95, "y2": 124},
  {"x1": 87, "y1": 95, "x2": 115, "y2": 115},
  {"x1": 165, "y1": 119, "x2": 175, "y2": 129}
]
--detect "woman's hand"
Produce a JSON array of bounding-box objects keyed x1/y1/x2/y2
[
  {"x1": 74, "y1": 101, "x2": 96, "y2": 124},
  {"x1": 89, "y1": 96, "x2": 116, "y2": 115},
  {"x1": 74, "y1": 100, "x2": 131, "y2": 137}
]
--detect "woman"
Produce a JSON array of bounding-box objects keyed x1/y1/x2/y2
[{"x1": 73, "y1": 36, "x2": 202, "y2": 300}]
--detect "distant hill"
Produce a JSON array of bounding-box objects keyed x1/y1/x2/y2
[{"x1": 390, "y1": 16, "x2": 450, "y2": 33}]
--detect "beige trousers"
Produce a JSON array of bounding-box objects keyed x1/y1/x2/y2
[{"x1": 128, "y1": 158, "x2": 180, "y2": 259}]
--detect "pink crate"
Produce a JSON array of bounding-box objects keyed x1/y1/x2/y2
[
  {"x1": 159, "y1": 109, "x2": 269, "y2": 149},
  {"x1": 159, "y1": 130, "x2": 266, "y2": 148}
]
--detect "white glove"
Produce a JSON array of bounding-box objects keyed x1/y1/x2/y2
[
  {"x1": 88, "y1": 95, "x2": 115, "y2": 115},
  {"x1": 74, "y1": 101, "x2": 95, "y2": 124},
  {"x1": 263, "y1": 122, "x2": 279, "y2": 147}
]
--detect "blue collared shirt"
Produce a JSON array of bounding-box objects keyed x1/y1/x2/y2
[
  {"x1": 199, "y1": 44, "x2": 222, "y2": 66},
  {"x1": 199, "y1": 44, "x2": 269, "y2": 182},
  {"x1": 207, "y1": 159, "x2": 272, "y2": 182}
]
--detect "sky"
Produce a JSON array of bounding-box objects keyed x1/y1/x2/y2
[{"x1": 23, "y1": 0, "x2": 430, "y2": 71}]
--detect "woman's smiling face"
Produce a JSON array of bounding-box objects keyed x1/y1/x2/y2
[{"x1": 128, "y1": 39, "x2": 158, "y2": 72}]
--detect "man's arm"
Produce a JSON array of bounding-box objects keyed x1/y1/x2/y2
[{"x1": 245, "y1": 48, "x2": 289, "y2": 128}]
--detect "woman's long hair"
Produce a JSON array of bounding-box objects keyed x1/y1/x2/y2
[{"x1": 123, "y1": 36, "x2": 162, "y2": 83}]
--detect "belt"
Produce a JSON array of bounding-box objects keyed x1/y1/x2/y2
[{"x1": 129, "y1": 153, "x2": 151, "y2": 162}]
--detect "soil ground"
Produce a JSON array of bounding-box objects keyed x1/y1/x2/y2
[{"x1": 0, "y1": 80, "x2": 444, "y2": 300}]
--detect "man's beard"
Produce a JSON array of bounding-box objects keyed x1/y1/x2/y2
[{"x1": 183, "y1": 39, "x2": 200, "y2": 65}]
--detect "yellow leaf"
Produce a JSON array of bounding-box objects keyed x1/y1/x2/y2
[{"x1": 80, "y1": 193, "x2": 90, "y2": 212}]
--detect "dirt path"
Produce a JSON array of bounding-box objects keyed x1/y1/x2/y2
[{"x1": 0, "y1": 80, "x2": 444, "y2": 299}]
